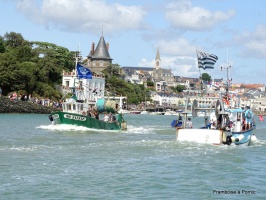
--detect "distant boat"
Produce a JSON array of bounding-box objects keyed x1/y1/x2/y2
[
  {"x1": 140, "y1": 110, "x2": 149, "y2": 114},
  {"x1": 130, "y1": 110, "x2": 141, "y2": 114}
]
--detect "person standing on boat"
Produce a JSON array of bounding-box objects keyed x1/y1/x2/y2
[
  {"x1": 102, "y1": 114, "x2": 109, "y2": 122},
  {"x1": 186, "y1": 117, "x2": 193, "y2": 129},
  {"x1": 244, "y1": 106, "x2": 253, "y2": 130},
  {"x1": 174, "y1": 115, "x2": 183, "y2": 129}
]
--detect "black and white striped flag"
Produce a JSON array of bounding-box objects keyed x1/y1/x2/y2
[{"x1": 197, "y1": 50, "x2": 218, "y2": 69}]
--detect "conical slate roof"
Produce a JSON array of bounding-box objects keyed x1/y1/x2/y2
[{"x1": 92, "y1": 36, "x2": 112, "y2": 60}]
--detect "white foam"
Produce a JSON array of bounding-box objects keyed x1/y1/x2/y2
[{"x1": 36, "y1": 124, "x2": 91, "y2": 131}]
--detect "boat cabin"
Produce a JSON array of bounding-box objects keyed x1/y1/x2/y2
[
  {"x1": 62, "y1": 98, "x2": 89, "y2": 115},
  {"x1": 229, "y1": 108, "x2": 244, "y2": 132}
]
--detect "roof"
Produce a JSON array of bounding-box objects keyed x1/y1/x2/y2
[
  {"x1": 92, "y1": 36, "x2": 112, "y2": 60},
  {"x1": 122, "y1": 66, "x2": 154, "y2": 71}
]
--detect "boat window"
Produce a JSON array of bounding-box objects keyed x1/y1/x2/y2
[
  {"x1": 73, "y1": 104, "x2": 76, "y2": 110},
  {"x1": 68, "y1": 104, "x2": 72, "y2": 110},
  {"x1": 81, "y1": 104, "x2": 83, "y2": 110}
]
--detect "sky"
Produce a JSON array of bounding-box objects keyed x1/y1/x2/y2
[{"x1": 1, "y1": 0, "x2": 266, "y2": 85}]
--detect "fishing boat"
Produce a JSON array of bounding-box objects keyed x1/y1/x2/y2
[
  {"x1": 48, "y1": 62, "x2": 127, "y2": 131},
  {"x1": 175, "y1": 93, "x2": 255, "y2": 146},
  {"x1": 174, "y1": 50, "x2": 256, "y2": 146}
]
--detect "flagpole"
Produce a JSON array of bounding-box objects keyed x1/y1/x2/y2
[{"x1": 196, "y1": 50, "x2": 204, "y2": 95}]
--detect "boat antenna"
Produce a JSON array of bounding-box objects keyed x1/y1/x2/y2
[{"x1": 221, "y1": 48, "x2": 232, "y2": 96}]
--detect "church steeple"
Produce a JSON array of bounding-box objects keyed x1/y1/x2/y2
[{"x1": 155, "y1": 46, "x2": 161, "y2": 68}]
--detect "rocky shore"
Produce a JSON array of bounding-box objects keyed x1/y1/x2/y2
[{"x1": 0, "y1": 96, "x2": 60, "y2": 114}]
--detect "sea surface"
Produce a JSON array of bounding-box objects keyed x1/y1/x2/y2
[{"x1": 0, "y1": 113, "x2": 265, "y2": 200}]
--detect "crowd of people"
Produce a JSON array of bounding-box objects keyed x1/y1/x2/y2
[{"x1": 8, "y1": 92, "x2": 62, "y2": 108}]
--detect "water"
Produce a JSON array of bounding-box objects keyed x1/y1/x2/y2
[{"x1": 0, "y1": 114, "x2": 266, "y2": 199}]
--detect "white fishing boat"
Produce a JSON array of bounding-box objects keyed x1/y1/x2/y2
[{"x1": 173, "y1": 50, "x2": 256, "y2": 146}]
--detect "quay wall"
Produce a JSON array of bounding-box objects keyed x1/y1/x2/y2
[{"x1": 0, "y1": 96, "x2": 60, "y2": 114}]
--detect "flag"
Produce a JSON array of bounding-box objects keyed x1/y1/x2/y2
[
  {"x1": 76, "y1": 63, "x2": 92, "y2": 79},
  {"x1": 197, "y1": 50, "x2": 218, "y2": 70}
]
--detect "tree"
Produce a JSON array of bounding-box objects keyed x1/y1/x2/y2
[
  {"x1": 0, "y1": 36, "x2": 5, "y2": 53},
  {"x1": 0, "y1": 32, "x2": 74, "y2": 98},
  {"x1": 4, "y1": 32, "x2": 25, "y2": 48},
  {"x1": 102, "y1": 63, "x2": 121, "y2": 78},
  {"x1": 201, "y1": 73, "x2": 211, "y2": 82}
]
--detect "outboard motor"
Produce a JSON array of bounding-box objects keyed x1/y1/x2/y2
[
  {"x1": 48, "y1": 115, "x2": 54, "y2": 122},
  {"x1": 223, "y1": 136, "x2": 232, "y2": 145}
]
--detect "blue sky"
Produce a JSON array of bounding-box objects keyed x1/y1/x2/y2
[{"x1": 1, "y1": 0, "x2": 266, "y2": 85}]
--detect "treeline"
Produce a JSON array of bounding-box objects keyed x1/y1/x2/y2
[
  {"x1": 0, "y1": 32, "x2": 150, "y2": 104},
  {"x1": 0, "y1": 32, "x2": 75, "y2": 100}
]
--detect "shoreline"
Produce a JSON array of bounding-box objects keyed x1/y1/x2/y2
[{"x1": 0, "y1": 96, "x2": 60, "y2": 114}]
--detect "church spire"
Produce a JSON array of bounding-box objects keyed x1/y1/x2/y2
[{"x1": 155, "y1": 46, "x2": 161, "y2": 68}]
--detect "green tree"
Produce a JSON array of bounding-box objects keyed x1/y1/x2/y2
[
  {"x1": 105, "y1": 76, "x2": 150, "y2": 105},
  {"x1": 147, "y1": 81, "x2": 154, "y2": 87},
  {"x1": 201, "y1": 73, "x2": 211, "y2": 82},
  {"x1": 0, "y1": 36, "x2": 5, "y2": 53},
  {"x1": 0, "y1": 32, "x2": 74, "y2": 98},
  {"x1": 102, "y1": 63, "x2": 121, "y2": 78}
]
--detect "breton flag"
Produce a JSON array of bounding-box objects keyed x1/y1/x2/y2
[
  {"x1": 197, "y1": 50, "x2": 218, "y2": 70},
  {"x1": 76, "y1": 63, "x2": 92, "y2": 79}
]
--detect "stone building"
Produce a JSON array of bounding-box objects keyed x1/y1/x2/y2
[{"x1": 86, "y1": 35, "x2": 113, "y2": 75}]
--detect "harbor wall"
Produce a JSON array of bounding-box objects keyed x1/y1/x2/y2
[{"x1": 0, "y1": 96, "x2": 60, "y2": 114}]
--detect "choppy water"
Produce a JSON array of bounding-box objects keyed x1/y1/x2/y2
[{"x1": 0, "y1": 114, "x2": 266, "y2": 199}]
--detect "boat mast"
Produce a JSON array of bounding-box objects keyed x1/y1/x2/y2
[{"x1": 221, "y1": 49, "x2": 231, "y2": 96}]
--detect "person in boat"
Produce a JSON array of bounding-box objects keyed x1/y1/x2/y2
[
  {"x1": 108, "y1": 112, "x2": 113, "y2": 122},
  {"x1": 102, "y1": 113, "x2": 109, "y2": 122},
  {"x1": 94, "y1": 110, "x2": 99, "y2": 120},
  {"x1": 244, "y1": 106, "x2": 253, "y2": 130},
  {"x1": 87, "y1": 110, "x2": 91, "y2": 117},
  {"x1": 175, "y1": 115, "x2": 183, "y2": 129},
  {"x1": 186, "y1": 117, "x2": 193, "y2": 128}
]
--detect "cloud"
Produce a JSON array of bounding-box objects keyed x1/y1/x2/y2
[
  {"x1": 165, "y1": 1, "x2": 235, "y2": 31},
  {"x1": 237, "y1": 24, "x2": 266, "y2": 58},
  {"x1": 157, "y1": 38, "x2": 198, "y2": 56},
  {"x1": 16, "y1": 0, "x2": 147, "y2": 34}
]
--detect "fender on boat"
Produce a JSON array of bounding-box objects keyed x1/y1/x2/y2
[{"x1": 235, "y1": 134, "x2": 244, "y2": 142}]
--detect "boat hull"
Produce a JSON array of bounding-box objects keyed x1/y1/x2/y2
[
  {"x1": 49, "y1": 111, "x2": 127, "y2": 130},
  {"x1": 176, "y1": 129, "x2": 226, "y2": 145},
  {"x1": 231, "y1": 128, "x2": 254, "y2": 146},
  {"x1": 176, "y1": 127, "x2": 253, "y2": 146}
]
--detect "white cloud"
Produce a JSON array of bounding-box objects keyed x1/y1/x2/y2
[
  {"x1": 16, "y1": 0, "x2": 147, "y2": 34},
  {"x1": 157, "y1": 38, "x2": 198, "y2": 56},
  {"x1": 165, "y1": 1, "x2": 235, "y2": 31},
  {"x1": 238, "y1": 24, "x2": 266, "y2": 58}
]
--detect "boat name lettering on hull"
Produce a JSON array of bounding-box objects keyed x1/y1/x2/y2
[
  {"x1": 52, "y1": 114, "x2": 59, "y2": 119},
  {"x1": 64, "y1": 114, "x2": 86, "y2": 121}
]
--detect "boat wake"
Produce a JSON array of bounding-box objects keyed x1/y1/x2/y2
[
  {"x1": 125, "y1": 125, "x2": 159, "y2": 134},
  {"x1": 37, "y1": 124, "x2": 128, "y2": 133},
  {"x1": 37, "y1": 124, "x2": 94, "y2": 132}
]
